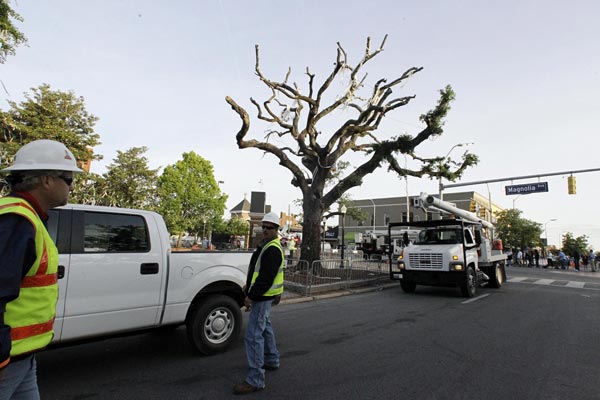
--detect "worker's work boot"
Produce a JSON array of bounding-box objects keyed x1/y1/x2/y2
[{"x1": 233, "y1": 381, "x2": 262, "y2": 395}]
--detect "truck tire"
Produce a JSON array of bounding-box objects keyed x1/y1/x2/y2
[
  {"x1": 460, "y1": 266, "x2": 477, "y2": 298},
  {"x1": 487, "y1": 263, "x2": 504, "y2": 289},
  {"x1": 400, "y1": 281, "x2": 417, "y2": 293},
  {"x1": 186, "y1": 294, "x2": 242, "y2": 355}
]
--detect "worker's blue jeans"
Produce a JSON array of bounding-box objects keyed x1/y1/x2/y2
[
  {"x1": 244, "y1": 299, "x2": 279, "y2": 388},
  {"x1": 0, "y1": 355, "x2": 40, "y2": 400}
]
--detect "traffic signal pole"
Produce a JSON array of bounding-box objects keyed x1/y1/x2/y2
[{"x1": 440, "y1": 167, "x2": 600, "y2": 193}]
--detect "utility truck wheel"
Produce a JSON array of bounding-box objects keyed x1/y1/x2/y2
[
  {"x1": 460, "y1": 266, "x2": 477, "y2": 298},
  {"x1": 488, "y1": 263, "x2": 504, "y2": 288},
  {"x1": 187, "y1": 294, "x2": 242, "y2": 355},
  {"x1": 400, "y1": 281, "x2": 417, "y2": 293}
]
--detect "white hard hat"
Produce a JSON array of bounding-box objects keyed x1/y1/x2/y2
[
  {"x1": 1, "y1": 140, "x2": 83, "y2": 173},
  {"x1": 262, "y1": 212, "x2": 280, "y2": 226}
]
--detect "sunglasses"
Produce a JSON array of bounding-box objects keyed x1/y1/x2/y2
[
  {"x1": 262, "y1": 225, "x2": 276, "y2": 231},
  {"x1": 56, "y1": 175, "x2": 74, "y2": 186}
]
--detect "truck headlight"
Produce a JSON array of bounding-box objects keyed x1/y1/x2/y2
[
  {"x1": 397, "y1": 261, "x2": 405, "y2": 270},
  {"x1": 450, "y1": 263, "x2": 463, "y2": 271}
]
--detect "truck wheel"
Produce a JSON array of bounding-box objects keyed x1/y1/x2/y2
[
  {"x1": 186, "y1": 294, "x2": 242, "y2": 355},
  {"x1": 488, "y1": 263, "x2": 504, "y2": 289},
  {"x1": 460, "y1": 266, "x2": 477, "y2": 298},
  {"x1": 400, "y1": 281, "x2": 417, "y2": 293}
]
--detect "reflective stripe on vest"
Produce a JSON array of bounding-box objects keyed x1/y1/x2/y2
[
  {"x1": 250, "y1": 237, "x2": 285, "y2": 296},
  {"x1": 0, "y1": 197, "x2": 59, "y2": 356}
]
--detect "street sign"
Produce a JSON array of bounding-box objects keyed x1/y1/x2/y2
[{"x1": 505, "y1": 182, "x2": 549, "y2": 195}]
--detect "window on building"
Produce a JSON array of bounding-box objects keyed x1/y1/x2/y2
[{"x1": 384, "y1": 213, "x2": 390, "y2": 225}]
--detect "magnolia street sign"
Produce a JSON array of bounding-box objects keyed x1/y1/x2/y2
[{"x1": 505, "y1": 182, "x2": 549, "y2": 195}]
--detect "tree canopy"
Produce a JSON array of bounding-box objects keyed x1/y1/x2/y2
[
  {"x1": 560, "y1": 232, "x2": 589, "y2": 256},
  {"x1": 100, "y1": 146, "x2": 159, "y2": 209},
  {"x1": 0, "y1": 84, "x2": 101, "y2": 169},
  {"x1": 226, "y1": 36, "x2": 478, "y2": 263},
  {"x1": 495, "y1": 208, "x2": 542, "y2": 249},
  {"x1": 156, "y1": 151, "x2": 227, "y2": 236},
  {"x1": 0, "y1": 1, "x2": 27, "y2": 64}
]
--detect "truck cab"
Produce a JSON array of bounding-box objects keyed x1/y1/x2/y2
[{"x1": 388, "y1": 194, "x2": 506, "y2": 298}]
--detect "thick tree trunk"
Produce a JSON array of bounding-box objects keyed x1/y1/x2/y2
[{"x1": 300, "y1": 191, "x2": 325, "y2": 269}]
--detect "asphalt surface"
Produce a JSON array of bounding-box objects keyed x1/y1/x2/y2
[{"x1": 37, "y1": 266, "x2": 600, "y2": 399}]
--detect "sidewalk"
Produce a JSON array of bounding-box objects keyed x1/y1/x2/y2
[{"x1": 280, "y1": 282, "x2": 400, "y2": 305}]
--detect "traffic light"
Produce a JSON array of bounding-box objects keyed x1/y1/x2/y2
[
  {"x1": 568, "y1": 176, "x2": 576, "y2": 195},
  {"x1": 479, "y1": 207, "x2": 486, "y2": 219},
  {"x1": 469, "y1": 200, "x2": 477, "y2": 213}
]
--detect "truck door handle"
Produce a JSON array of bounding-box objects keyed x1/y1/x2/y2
[
  {"x1": 57, "y1": 265, "x2": 65, "y2": 279},
  {"x1": 140, "y1": 263, "x2": 159, "y2": 275}
]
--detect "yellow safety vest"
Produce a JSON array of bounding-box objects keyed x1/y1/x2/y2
[
  {"x1": 250, "y1": 237, "x2": 284, "y2": 296},
  {"x1": 0, "y1": 197, "x2": 59, "y2": 357}
]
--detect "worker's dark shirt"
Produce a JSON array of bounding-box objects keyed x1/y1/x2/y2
[
  {"x1": 0, "y1": 192, "x2": 48, "y2": 366},
  {"x1": 245, "y1": 239, "x2": 283, "y2": 301}
]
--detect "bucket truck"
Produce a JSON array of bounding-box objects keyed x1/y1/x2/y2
[{"x1": 388, "y1": 193, "x2": 507, "y2": 297}]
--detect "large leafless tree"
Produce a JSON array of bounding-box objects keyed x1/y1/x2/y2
[{"x1": 226, "y1": 36, "x2": 478, "y2": 264}]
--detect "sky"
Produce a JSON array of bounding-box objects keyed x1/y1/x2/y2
[{"x1": 2, "y1": 0, "x2": 599, "y2": 247}]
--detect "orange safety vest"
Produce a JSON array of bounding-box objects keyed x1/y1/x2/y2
[{"x1": 0, "y1": 197, "x2": 59, "y2": 357}]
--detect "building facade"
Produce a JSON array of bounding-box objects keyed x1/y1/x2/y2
[{"x1": 344, "y1": 191, "x2": 504, "y2": 241}]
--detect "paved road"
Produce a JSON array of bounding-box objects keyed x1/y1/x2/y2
[{"x1": 37, "y1": 267, "x2": 600, "y2": 399}]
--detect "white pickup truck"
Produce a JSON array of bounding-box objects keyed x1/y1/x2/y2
[{"x1": 46, "y1": 204, "x2": 252, "y2": 355}]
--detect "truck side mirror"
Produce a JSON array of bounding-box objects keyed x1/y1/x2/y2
[
  {"x1": 403, "y1": 232, "x2": 409, "y2": 246},
  {"x1": 474, "y1": 230, "x2": 482, "y2": 246}
]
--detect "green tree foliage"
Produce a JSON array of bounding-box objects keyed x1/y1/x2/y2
[
  {"x1": 0, "y1": 84, "x2": 101, "y2": 169},
  {"x1": 100, "y1": 147, "x2": 159, "y2": 209},
  {"x1": 215, "y1": 218, "x2": 250, "y2": 236},
  {"x1": 156, "y1": 151, "x2": 227, "y2": 236},
  {"x1": 69, "y1": 172, "x2": 108, "y2": 205},
  {"x1": 495, "y1": 209, "x2": 542, "y2": 249},
  {"x1": 0, "y1": 1, "x2": 27, "y2": 64},
  {"x1": 560, "y1": 232, "x2": 588, "y2": 256}
]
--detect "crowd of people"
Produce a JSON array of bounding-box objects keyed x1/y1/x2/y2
[{"x1": 506, "y1": 247, "x2": 597, "y2": 272}]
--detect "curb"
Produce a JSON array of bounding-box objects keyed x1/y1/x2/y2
[{"x1": 280, "y1": 282, "x2": 400, "y2": 305}]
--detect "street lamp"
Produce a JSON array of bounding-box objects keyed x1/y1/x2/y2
[
  {"x1": 340, "y1": 205, "x2": 347, "y2": 265},
  {"x1": 438, "y1": 142, "x2": 474, "y2": 201},
  {"x1": 544, "y1": 219, "x2": 557, "y2": 243},
  {"x1": 512, "y1": 194, "x2": 523, "y2": 209}
]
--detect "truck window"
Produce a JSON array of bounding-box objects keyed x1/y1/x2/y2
[
  {"x1": 47, "y1": 209, "x2": 59, "y2": 243},
  {"x1": 416, "y1": 228, "x2": 461, "y2": 244},
  {"x1": 83, "y1": 212, "x2": 150, "y2": 253},
  {"x1": 464, "y1": 229, "x2": 475, "y2": 246}
]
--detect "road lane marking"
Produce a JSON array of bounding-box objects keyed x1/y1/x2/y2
[
  {"x1": 508, "y1": 277, "x2": 528, "y2": 282},
  {"x1": 462, "y1": 293, "x2": 491, "y2": 304},
  {"x1": 507, "y1": 276, "x2": 600, "y2": 291}
]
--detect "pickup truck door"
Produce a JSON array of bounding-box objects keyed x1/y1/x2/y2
[{"x1": 59, "y1": 209, "x2": 165, "y2": 341}]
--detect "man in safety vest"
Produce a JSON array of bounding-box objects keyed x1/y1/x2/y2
[
  {"x1": 233, "y1": 212, "x2": 284, "y2": 395},
  {"x1": 0, "y1": 140, "x2": 82, "y2": 399}
]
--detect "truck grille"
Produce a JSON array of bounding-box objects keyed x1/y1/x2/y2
[{"x1": 409, "y1": 253, "x2": 443, "y2": 269}]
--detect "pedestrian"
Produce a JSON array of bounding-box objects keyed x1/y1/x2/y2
[
  {"x1": 0, "y1": 140, "x2": 82, "y2": 399},
  {"x1": 573, "y1": 250, "x2": 581, "y2": 271},
  {"x1": 582, "y1": 253, "x2": 589, "y2": 271},
  {"x1": 534, "y1": 249, "x2": 540, "y2": 268},
  {"x1": 558, "y1": 250, "x2": 566, "y2": 270},
  {"x1": 590, "y1": 249, "x2": 596, "y2": 272},
  {"x1": 517, "y1": 249, "x2": 523, "y2": 266},
  {"x1": 233, "y1": 211, "x2": 284, "y2": 395}
]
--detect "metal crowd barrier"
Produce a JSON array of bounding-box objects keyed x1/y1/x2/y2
[{"x1": 284, "y1": 256, "x2": 388, "y2": 297}]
